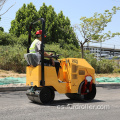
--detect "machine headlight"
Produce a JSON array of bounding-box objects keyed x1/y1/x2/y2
[{"x1": 85, "y1": 76, "x2": 92, "y2": 82}]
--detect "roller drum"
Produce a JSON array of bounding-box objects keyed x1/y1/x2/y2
[{"x1": 26, "y1": 87, "x2": 55, "y2": 104}]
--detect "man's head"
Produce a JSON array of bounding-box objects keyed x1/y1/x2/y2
[
  {"x1": 35, "y1": 30, "x2": 46, "y2": 41},
  {"x1": 36, "y1": 30, "x2": 42, "y2": 41}
]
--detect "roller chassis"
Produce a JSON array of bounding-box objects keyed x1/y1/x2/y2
[{"x1": 26, "y1": 81, "x2": 96, "y2": 104}]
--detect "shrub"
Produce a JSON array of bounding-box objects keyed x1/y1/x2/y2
[
  {"x1": 0, "y1": 43, "x2": 81, "y2": 73},
  {"x1": 17, "y1": 34, "x2": 28, "y2": 47},
  {"x1": 0, "y1": 43, "x2": 116, "y2": 74},
  {"x1": 84, "y1": 52, "x2": 97, "y2": 70},
  {"x1": 45, "y1": 43, "x2": 81, "y2": 58},
  {"x1": 0, "y1": 45, "x2": 27, "y2": 73},
  {"x1": 96, "y1": 59, "x2": 114, "y2": 73},
  {"x1": 0, "y1": 31, "x2": 17, "y2": 45},
  {"x1": 113, "y1": 68, "x2": 120, "y2": 73}
]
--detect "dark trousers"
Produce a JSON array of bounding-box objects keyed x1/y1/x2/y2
[{"x1": 44, "y1": 59, "x2": 60, "y2": 75}]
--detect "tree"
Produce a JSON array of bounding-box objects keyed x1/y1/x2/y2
[
  {"x1": 38, "y1": 4, "x2": 58, "y2": 43},
  {"x1": 0, "y1": 0, "x2": 15, "y2": 16},
  {"x1": 0, "y1": 26, "x2": 4, "y2": 31},
  {"x1": 0, "y1": 0, "x2": 15, "y2": 31},
  {"x1": 9, "y1": 3, "x2": 39, "y2": 37},
  {"x1": 10, "y1": 3, "x2": 79, "y2": 49},
  {"x1": 38, "y1": 4, "x2": 78, "y2": 46},
  {"x1": 74, "y1": 6, "x2": 120, "y2": 58},
  {"x1": 38, "y1": 3, "x2": 48, "y2": 22},
  {"x1": 57, "y1": 11, "x2": 79, "y2": 48}
]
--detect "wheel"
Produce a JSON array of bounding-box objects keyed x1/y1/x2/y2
[
  {"x1": 65, "y1": 81, "x2": 96, "y2": 101},
  {"x1": 79, "y1": 81, "x2": 96, "y2": 101},
  {"x1": 39, "y1": 87, "x2": 55, "y2": 104}
]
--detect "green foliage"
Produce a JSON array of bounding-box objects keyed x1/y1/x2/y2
[
  {"x1": 0, "y1": 31, "x2": 17, "y2": 45},
  {"x1": 113, "y1": 68, "x2": 120, "y2": 73},
  {"x1": 0, "y1": 31, "x2": 29, "y2": 47},
  {"x1": 57, "y1": 11, "x2": 79, "y2": 47},
  {"x1": 0, "y1": 44, "x2": 116, "y2": 73},
  {"x1": 0, "y1": 45, "x2": 27, "y2": 73},
  {"x1": 0, "y1": 44, "x2": 81, "y2": 73},
  {"x1": 84, "y1": 50, "x2": 115, "y2": 73},
  {"x1": 9, "y1": 3, "x2": 39, "y2": 37},
  {"x1": 79, "y1": 6, "x2": 120, "y2": 42},
  {"x1": 45, "y1": 43, "x2": 81, "y2": 58},
  {"x1": 74, "y1": 6, "x2": 120, "y2": 58},
  {"x1": 9, "y1": 2, "x2": 79, "y2": 48},
  {"x1": 84, "y1": 51, "x2": 98, "y2": 70},
  {"x1": 17, "y1": 34, "x2": 28, "y2": 47},
  {"x1": 96, "y1": 59, "x2": 114, "y2": 73},
  {"x1": 0, "y1": 27, "x2": 4, "y2": 32}
]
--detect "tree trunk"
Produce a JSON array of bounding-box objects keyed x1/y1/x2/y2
[{"x1": 81, "y1": 43, "x2": 84, "y2": 58}]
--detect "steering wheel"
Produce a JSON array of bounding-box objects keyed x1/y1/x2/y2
[{"x1": 50, "y1": 54, "x2": 62, "y2": 60}]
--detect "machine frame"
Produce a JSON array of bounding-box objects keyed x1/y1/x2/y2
[{"x1": 27, "y1": 18, "x2": 45, "y2": 86}]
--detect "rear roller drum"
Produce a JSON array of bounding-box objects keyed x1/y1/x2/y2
[
  {"x1": 65, "y1": 81, "x2": 96, "y2": 101},
  {"x1": 79, "y1": 81, "x2": 96, "y2": 101}
]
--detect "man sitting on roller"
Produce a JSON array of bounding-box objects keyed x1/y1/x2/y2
[{"x1": 29, "y1": 30, "x2": 55, "y2": 66}]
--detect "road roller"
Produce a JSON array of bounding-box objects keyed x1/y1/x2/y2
[{"x1": 25, "y1": 18, "x2": 96, "y2": 104}]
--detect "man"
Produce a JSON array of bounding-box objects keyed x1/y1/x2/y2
[{"x1": 29, "y1": 30, "x2": 55, "y2": 66}]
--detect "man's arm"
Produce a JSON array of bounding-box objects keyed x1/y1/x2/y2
[
  {"x1": 36, "y1": 41, "x2": 53, "y2": 57},
  {"x1": 44, "y1": 52, "x2": 53, "y2": 58},
  {"x1": 44, "y1": 52, "x2": 55, "y2": 66}
]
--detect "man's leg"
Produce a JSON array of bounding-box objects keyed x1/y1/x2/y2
[
  {"x1": 44, "y1": 59, "x2": 52, "y2": 66},
  {"x1": 44, "y1": 59, "x2": 60, "y2": 75},
  {"x1": 55, "y1": 61, "x2": 60, "y2": 75}
]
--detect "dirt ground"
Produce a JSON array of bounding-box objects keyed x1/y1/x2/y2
[
  {"x1": 0, "y1": 69, "x2": 120, "y2": 78},
  {"x1": 95, "y1": 73, "x2": 120, "y2": 78},
  {"x1": 0, "y1": 69, "x2": 26, "y2": 78}
]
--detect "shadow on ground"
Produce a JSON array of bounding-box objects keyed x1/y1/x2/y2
[{"x1": 30, "y1": 99, "x2": 105, "y2": 106}]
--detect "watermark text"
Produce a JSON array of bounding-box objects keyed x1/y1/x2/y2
[{"x1": 57, "y1": 104, "x2": 110, "y2": 110}]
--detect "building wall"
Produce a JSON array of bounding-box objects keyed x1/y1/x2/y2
[{"x1": 84, "y1": 46, "x2": 120, "y2": 60}]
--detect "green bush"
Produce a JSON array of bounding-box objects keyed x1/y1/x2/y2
[
  {"x1": 0, "y1": 31, "x2": 17, "y2": 45},
  {"x1": 84, "y1": 52, "x2": 97, "y2": 70},
  {"x1": 96, "y1": 59, "x2": 114, "y2": 73},
  {"x1": 45, "y1": 43, "x2": 81, "y2": 58},
  {"x1": 84, "y1": 50, "x2": 115, "y2": 73},
  {"x1": 0, "y1": 45, "x2": 27, "y2": 73},
  {"x1": 17, "y1": 34, "x2": 28, "y2": 47},
  {"x1": 0, "y1": 43, "x2": 81, "y2": 73},
  {"x1": 0, "y1": 27, "x2": 4, "y2": 32},
  {"x1": 113, "y1": 68, "x2": 120, "y2": 73},
  {"x1": 0, "y1": 43, "x2": 116, "y2": 74},
  {"x1": 0, "y1": 31, "x2": 29, "y2": 47}
]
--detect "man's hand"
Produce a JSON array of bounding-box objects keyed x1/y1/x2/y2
[
  {"x1": 49, "y1": 53, "x2": 53, "y2": 56},
  {"x1": 51, "y1": 58, "x2": 55, "y2": 66}
]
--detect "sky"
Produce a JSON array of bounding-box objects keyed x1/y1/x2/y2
[{"x1": 0, "y1": 0, "x2": 120, "y2": 49}]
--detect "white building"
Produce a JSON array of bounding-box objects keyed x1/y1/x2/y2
[{"x1": 84, "y1": 46, "x2": 120, "y2": 60}]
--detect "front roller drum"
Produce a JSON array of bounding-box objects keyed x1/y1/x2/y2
[
  {"x1": 26, "y1": 86, "x2": 55, "y2": 104},
  {"x1": 66, "y1": 81, "x2": 96, "y2": 101}
]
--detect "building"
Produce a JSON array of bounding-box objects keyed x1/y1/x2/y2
[{"x1": 84, "y1": 46, "x2": 120, "y2": 60}]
